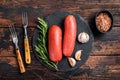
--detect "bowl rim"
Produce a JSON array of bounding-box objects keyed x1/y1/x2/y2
[{"x1": 95, "y1": 10, "x2": 113, "y2": 33}]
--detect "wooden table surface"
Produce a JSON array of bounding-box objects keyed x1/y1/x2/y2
[{"x1": 0, "y1": 0, "x2": 120, "y2": 80}]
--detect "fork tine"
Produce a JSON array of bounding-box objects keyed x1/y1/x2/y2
[
  {"x1": 25, "y1": 12, "x2": 28, "y2": 25},
  {"x1": 22, "y1": 12, "x2": 25, "y2": 24},
  {"x1": 12, "y1": 25, "x2": 17, "y2": 38},
  {"x1": 9, "y1": 25, "x2": 14, "y2": 38},
  {"x1": 9, "y1": 24, "x2": 17, "y2": 38},
  {"x1": 22, "y1": 12, "x2": 28, "y2": 25}
]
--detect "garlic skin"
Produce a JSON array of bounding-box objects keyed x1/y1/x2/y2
[
  {"x1": 75, "y1": 50, "x2": 82, "y2": 60},
  {"x1": 68, "y1": 57, "x2": 76, "y2": 67},
  {"x1": 78, "y1": 32, "x2": 89, "y2": 43}
]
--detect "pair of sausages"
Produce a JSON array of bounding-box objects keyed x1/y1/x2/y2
[{"x1": 48, "y1": 15, "x2": 77, "y2": 62}]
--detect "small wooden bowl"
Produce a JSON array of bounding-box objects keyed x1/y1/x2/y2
[{"x1": 95, "y1": 10, "x2": 113, "y2": 33}]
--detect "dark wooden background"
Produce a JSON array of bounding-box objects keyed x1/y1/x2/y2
[{"x1": 0, "y1": 0, "x2": 120, "y2": 80}]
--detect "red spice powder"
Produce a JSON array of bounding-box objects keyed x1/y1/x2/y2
[{"x1": 96, "y1": 13, "x2": 111, "y2": 32}]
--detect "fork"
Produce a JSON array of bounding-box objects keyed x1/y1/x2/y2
[
  {"x1": 9, "y1": 25, "x2": 25, "y2": 73},
  {"x1": 22, "y1": 12, "x2": 31, "y2": 64}
]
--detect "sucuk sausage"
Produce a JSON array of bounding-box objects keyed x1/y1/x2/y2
[
  {"x1": 48, "y1": 25, "x2": 62, "y2": 62},
  {"x1": 63, "y1": 15, "x2": 77, "y2": 56}
]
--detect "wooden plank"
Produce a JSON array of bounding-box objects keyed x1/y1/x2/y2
[
  {"x1": 62, "y1": 0, "x2": 120, "y2": 3},
  {"x1": 0, "y1": 27, "x2": 119, "y2": 57},
  {"x1": 0, "y1": 56, "x2": 120, "y2": 80},
  {"x1": 92, "y1": 27, "x2": 120, "y2": 56},
  {"x1": 0, "y1": 57, "x2": 17, "y2": 67},
  {"x1": 0, "y1": 0, "x2": 119, "y2": 80},
  {"x1": 71, "y1": 56, "x2": 120, "y2": 80},
  {"x1": 0, "y1": 0, "x2": 120, "y2": 27},
  {"x1": 0, "y1": 28, "x2": 34, "y2": 57},
  {"x1": 92, "y1": 40, "x2": 120, "y2": 56}
]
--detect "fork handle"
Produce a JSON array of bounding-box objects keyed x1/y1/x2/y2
[
  {"x1": 24, "y1": 37, "x2": 31, "y2": 64},
  {"x1": 16, "y1": 49, "x2": 26, "y2": 73}
]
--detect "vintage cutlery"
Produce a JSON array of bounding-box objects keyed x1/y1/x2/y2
[
  {"x1": 22, "y1": 12, "x2": 31, "y2": 64},
  {"x1": 9, "y1": 24, "x2": 25, "y2": 73}
]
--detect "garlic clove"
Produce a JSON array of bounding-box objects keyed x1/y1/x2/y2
[
  {"x1": 75, "y1": 50, "x2": 82, "y2": 60},
  {"x1": 68, "y1": 57, "x2": 76, "y2": 67},
  {"x1": 78, "y1": 32, "x2": 89, "y2": 43}
]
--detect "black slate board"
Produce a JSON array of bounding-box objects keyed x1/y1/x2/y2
[{"x1": 33, "y1": 11, "x2": 94, "y2": 72}]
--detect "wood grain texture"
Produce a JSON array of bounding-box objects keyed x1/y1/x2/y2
[
  {"x1": 0, "y1": 0, "x2": 120, "y2": 80},
  {"x1": 0, "y1": 0, "x2": 120, "y2": 27},
  {"x1": 0, "y1": 28, "x2": 120, "y2": 79},
  {"x1": 0, "y1": 27, "x2": 119, "y2": 57},
  {"x1": 0, "y1": 56, "x2": 120, "y2": 80}
]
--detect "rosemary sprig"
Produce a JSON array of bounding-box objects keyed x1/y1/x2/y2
[{"x1": 35, "y1": 17, "x2": 58, "y2": 70}]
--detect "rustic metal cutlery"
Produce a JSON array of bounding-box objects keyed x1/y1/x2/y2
[
  {"x1": 9, "y1": 24, "x2": 25, "y2": 73},
  {"x1": 22, "y1": 12, "x2": 31, "y2": 64}
]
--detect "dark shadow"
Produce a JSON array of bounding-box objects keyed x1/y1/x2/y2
[
  {"x1": 88, "y1": 12, "x2": 105, "y2": 40},
  {"x1": 0, "y1": 62, "x2": 14, "y2": 75},
  {"x1": 59, "y1": 67, "x2": 91, "y2": 79}
]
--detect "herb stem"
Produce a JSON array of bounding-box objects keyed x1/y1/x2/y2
[{"x1": 35, "y1": 17, "x2": 58, "y2": 70}]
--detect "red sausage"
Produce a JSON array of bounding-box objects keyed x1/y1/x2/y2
[
  {"x1": 48, "y1": 25, "x2": 62, "y2": 62},
  {"x1": 63, "y1": 15, "x2": 77, "y2": 56}
]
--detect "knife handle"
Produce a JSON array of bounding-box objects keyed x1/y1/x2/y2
[
  {"x1": 16, "y1": 49, "x2": 26, "y2": 73},
  {"x1": 24, "y1": 37, "x2": 31, "y2": 64}
]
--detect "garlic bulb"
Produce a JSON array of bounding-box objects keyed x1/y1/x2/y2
[
  {"x1": 78, "y1": 32, "x2": 89, "y2": 43},
  {"x1": 75, "y1": 50, "x2": 82, "y2": 60},
  {"x1": 68, "y1": 57, "x2": 76, "y2": 67}
]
